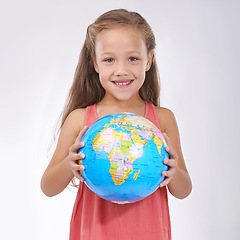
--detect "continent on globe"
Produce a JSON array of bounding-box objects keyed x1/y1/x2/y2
[
  {"x1": 92, "y1": 124, "x2": 148, "y2": 185},
  {"x1": 79, "y1": 113, "x2": 169, "y2": 204}
]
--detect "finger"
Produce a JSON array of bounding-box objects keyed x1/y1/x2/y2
[
  {"x1": 163, "y1": 132, "x2": 172, "y2": 148},
  {"x1": 70, "y1": 161, "x2": 85, "y2": 179},
  {"x1": 68, "y1": 153, "x2": 85, "y2": 163},
  {"x1": 69, "y1": 156, "x2": 85, "y2": 170},
  {"x1": 79, "y1": 164, "x2": 85, "y2": 171},
  {"x1": 73, "y1": 170, "x2": 85, "y2": 182},
  {"x1": 75, "y1": 126, "x2": 88, "y2": 143},
  {"x1": 165, "y1": 145, "x2": 178, "y2": 160},
  {"x1": 69, "y1": 142, "x2": 85, "y2": 153},
  {"x1": 160, "y1": 177, "x2": 171, "y2": 188},
  {"x1": 163, "y1": 158, "x2": 178, "y2": 168},
  {"x1": 162, "y1": 168, "x2": 176, "y2": 178},
  {"x1": 162, "y1": 133, "x2": 178, "y2": 159}
]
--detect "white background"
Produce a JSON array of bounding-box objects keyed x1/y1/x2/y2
[{"x1": 0, "y1": 0, "x2": 239, "y2": 239}]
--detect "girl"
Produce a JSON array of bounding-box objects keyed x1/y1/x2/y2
[{"x1": 41, "y1": 9, "x2": 192, "y2": 240}]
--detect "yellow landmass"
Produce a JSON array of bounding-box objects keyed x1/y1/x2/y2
[
  {"x1": 131, "y1": 132, "x2": 147, "y2": 146},
  {"x1": 112, "y1": 130, "x2": 123, "y2": 140},
  {"x1": 120, "y1": 118, "x2": 133, "y2": 125},
  {"x1": 133, "y1": 170, "x2": 140, "y2": 180},
  {"x1": 110, "y1": 171, "x2": 126, "y2": 185},
  {"x1": 92, "y1": 134, "x2": 106, "y2": 149},
  {"x1": 153, "y1": 137, "x2": 164, "y2": 154},
  {"x1": 129, "y1": 155, "x2": 135, "y2": 162},
  {"x1": 125, "y1": 126, "x2": 136, "y2": 131},
  {"x1": 110, "y1": 169, "x2": 133, "y2": 185},
  {"x1": 105, "y1": 119, "x2": 117, "y2": 128}
]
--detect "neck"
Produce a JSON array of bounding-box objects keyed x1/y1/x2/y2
[{"x1": 96, "y1": 97, "x2": 146, "y2": 118}]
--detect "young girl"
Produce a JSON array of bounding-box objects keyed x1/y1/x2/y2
[{"x1": 41, "y1": 9, "x2": 192, "y2": 240}]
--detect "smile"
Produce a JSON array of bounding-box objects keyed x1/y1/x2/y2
[{"x1": 113, "y1": 80, "x2": 133, "y2": 86}]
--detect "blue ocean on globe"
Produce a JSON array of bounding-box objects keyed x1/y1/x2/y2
[{"x1": 79, "y1": 112, "x2": 169, "y2": 204}]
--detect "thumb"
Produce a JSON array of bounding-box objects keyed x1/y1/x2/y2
[
  {"x1": 163, "y1": 132, "x2": 171, "y2": 147},
  {"x1": 75, "y1": 126, "x2": 88, "y2": 142}
]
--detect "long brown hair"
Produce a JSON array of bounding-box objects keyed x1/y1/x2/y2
[{"x1": 61, "y1": 9, "x2": 160, "y2": 128}]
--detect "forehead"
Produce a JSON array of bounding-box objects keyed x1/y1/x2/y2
[{"x1": 95, "y1": 26, "x2": 147, "y2": 54}]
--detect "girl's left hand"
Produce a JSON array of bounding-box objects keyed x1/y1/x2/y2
[{"x1": 160, "y1": 133, "x2": 178, "y2": 188}]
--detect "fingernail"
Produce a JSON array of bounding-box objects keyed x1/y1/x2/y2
[{"x1": 80, "y1": 165, "x2": 85, "y2": 170}]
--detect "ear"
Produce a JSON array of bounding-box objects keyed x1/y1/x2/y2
[
  {"x1": 145, "y1": 50, "x2": 154, "y2": 71},
  {"x1": 92, "y1": 55, "x2": 99, "y2": 73}
]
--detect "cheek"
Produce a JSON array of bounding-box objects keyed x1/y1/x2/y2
[
  {"x1": 98, "y1": 68, "x2": 110, "y2": 78},
  {"x1": 139, "y1": 66, "x2": 147, "y2": 83},
  {"x1": 135, "y1": 64, "x2": 147, "y2": 77},
  {"x1": 100, "y1": 64, "x2": 115, "y2": 76}
]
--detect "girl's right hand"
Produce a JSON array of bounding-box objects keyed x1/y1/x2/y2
[{"x1": 67, "y1": 126, "x2": 88, "y2": 182}]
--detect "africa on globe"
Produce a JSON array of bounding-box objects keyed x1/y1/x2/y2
[{"x1": 78, "y1": 113, "x2": 169, "y2": 204}]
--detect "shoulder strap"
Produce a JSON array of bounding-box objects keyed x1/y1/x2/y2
[
  {"x1": 84, "y1": 105, "x2": 99, "y2": 127},
  {"x1": 145, "y1": 102, "x2": 161, "y2": 131}
]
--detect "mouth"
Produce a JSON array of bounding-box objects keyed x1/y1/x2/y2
[{"x1": 113, "y1": 80, "x2": 133, "y2": 87}]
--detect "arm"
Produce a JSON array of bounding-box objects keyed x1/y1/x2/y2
[
  {"x1": 157, "y1": 107, "x2": 192, "y2": 199},
  {"x1": 40, "y1": 109, "x2": 86, "y2": 197}
]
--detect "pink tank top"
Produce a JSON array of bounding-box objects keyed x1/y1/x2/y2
[{"x1": 69, "y1": 102, "x2": 171, "y2": 240}]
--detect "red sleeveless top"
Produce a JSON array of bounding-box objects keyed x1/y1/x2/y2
[{"x1": 69, "y1": 102, "x2": 171, "y2": 240}]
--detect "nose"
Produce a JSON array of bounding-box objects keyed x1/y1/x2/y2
[{"x1": 114, "y1": 61, "x2": 128, "y2": 76}]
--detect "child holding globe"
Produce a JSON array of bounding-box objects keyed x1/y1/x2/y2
[{"x1": 41, "y1": 9, "x2": 192, "y2": 240}]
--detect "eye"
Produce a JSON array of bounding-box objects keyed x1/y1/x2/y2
[
  {"x1": 129, "y1": 57, "x2": 138, "y2": 62},
  {"x1": 104, "y1": 58, "x2": 114, "y2": 63}
]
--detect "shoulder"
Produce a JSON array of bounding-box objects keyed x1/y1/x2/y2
[
  {"x1": 48, "y1": 108, "x2": 87, "y2": 168},
  {"x1": 65, "y1": 108, "x2": 86, "y2": 124},
  {"x1": 61, "y1": 108, "x2": 86, "y2": 137},
  {"x1": 155, "y1": 106, "x2": 178, "y2": 133}
]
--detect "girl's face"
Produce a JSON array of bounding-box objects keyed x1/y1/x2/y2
[{"x1": 93, "y1": 26, "x2": 153, "y2": 103}]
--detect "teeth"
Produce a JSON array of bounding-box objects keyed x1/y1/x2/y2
[{"x1": 115, "y1": 81, "x2": 131, "y2": 86}]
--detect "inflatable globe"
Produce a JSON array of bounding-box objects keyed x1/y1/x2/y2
[{"x1": 78, "y1": 113, "x2": 169, "y2": 204}]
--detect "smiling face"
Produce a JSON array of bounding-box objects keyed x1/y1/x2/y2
[{"x1": 93, "y1": 26, "x2": 153, "y2": 103}]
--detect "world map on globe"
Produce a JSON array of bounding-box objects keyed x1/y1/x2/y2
[{"x1": 79, "y1": 113, "x2": 169, "y2": 204}]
